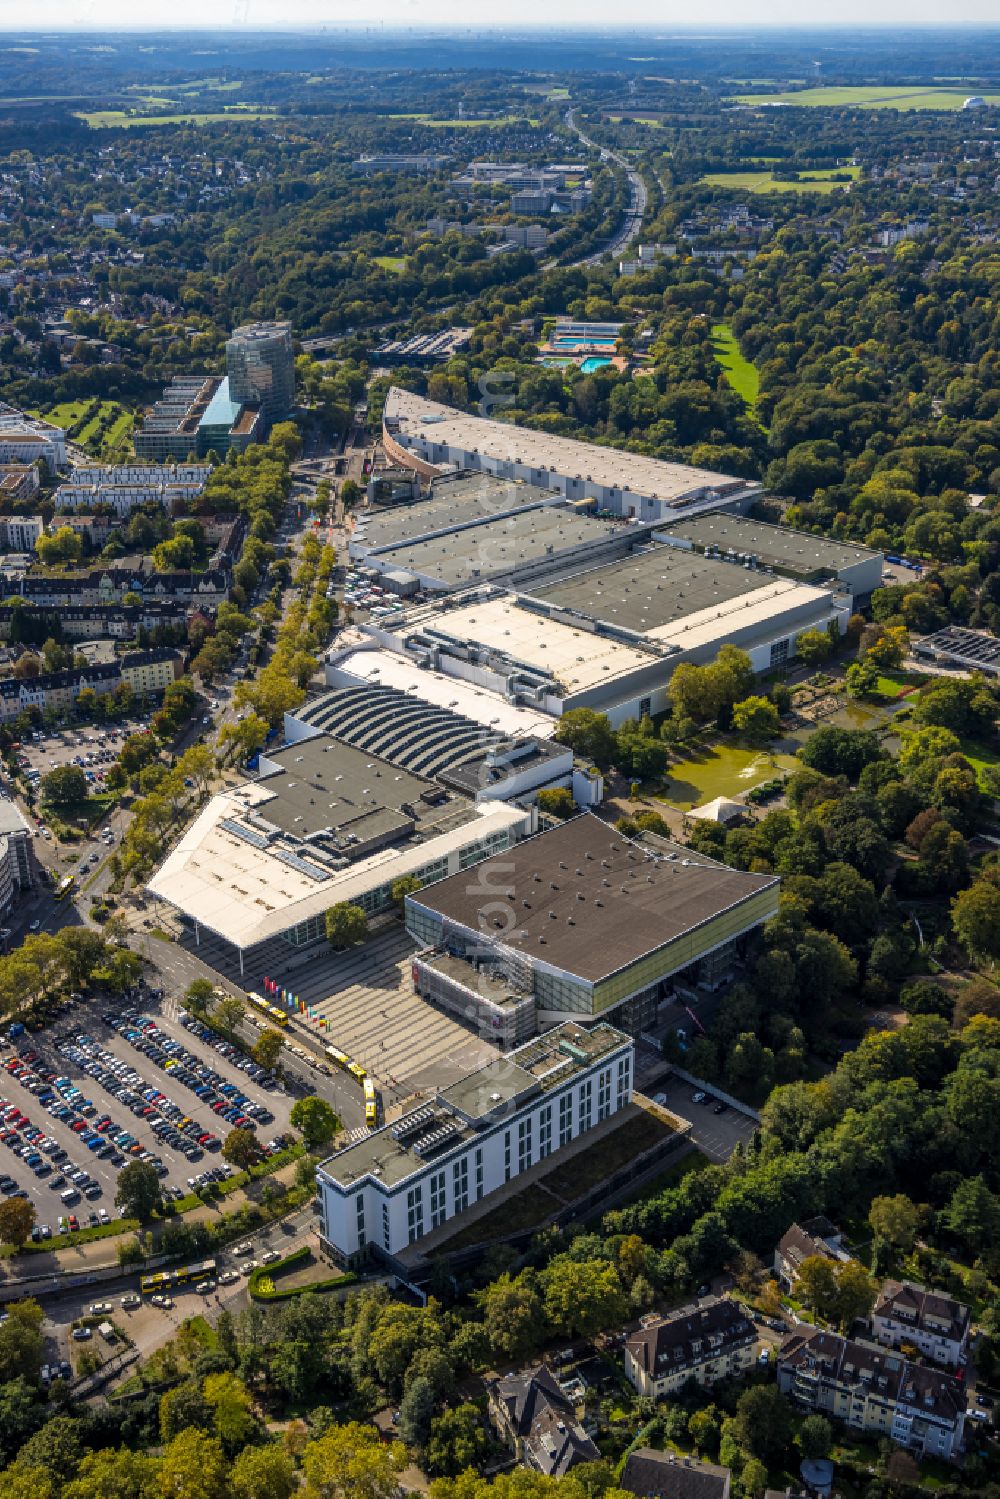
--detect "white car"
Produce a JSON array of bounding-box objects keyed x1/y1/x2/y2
[
  {"x1": 71, "y1": 1327, "x2": 92, "y2": 1341},
  {"x1": 120, "y1": 1294, "x2": 141, "y2": 1310},
  {"x1": 150, "y1": 1294, "x2": 174, "y2": 1309},
  {"x1": 89, "y1": 1301, "x2": 112, "y2": 1316},
  {"x1": 232, "y1": 1241, "x2": 253, "y2": 1255},
  {"x1": 195, "y1": 1280, "x2": 216, "y2": 1295},
  {"x1": 260, "y1": 1249, "x2": 282, "y2": 1265},
  {"x1": 691, "y1": 1091, "x2": 706, "y2": 1104},
  {"x1": 218, "y1": 1269, "x2": 240, "y2": 1286}
]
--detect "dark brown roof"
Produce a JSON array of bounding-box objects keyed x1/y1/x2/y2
[
  {"x1": 874, "y1": 1280, "x2": 970, "y2": 1343},
  {"x1": 627, "y1": 1298, "x2": 756, "y2": 1377},
  {"x1": 778, "y1": 1328, "x2": 966, "y2": 1423},
  {"x1": 492, "y1": 1365, "x2": 598, "y2": 1477},
  {"x1": 409, "y1": 813, "x2": 777, "y2": 983},
  {"x1": 622, "y1": 1450, "x2": 730, "y2": 1499},
  {"x1": 777, "y1": 1221, "x2": 845, "y2": 1274}
]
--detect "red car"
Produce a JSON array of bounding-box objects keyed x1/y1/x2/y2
[
  {"x1": 71, "y1": 1121, "x2": 87, "y2": 1134},
  {"x1": 68, "y1": 1215, "x2": 78, "y2": 1232}
]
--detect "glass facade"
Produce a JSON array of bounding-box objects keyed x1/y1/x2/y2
[
  {"x1": 517, "y1": 1116, "x2": 532, "y2": 1172},
  {"x1": 597, "y1": 1067, "x2": 612, "y2": 1121},
  {"x1": 538, "y1": 1104, "x2": 552, "y2": 1159},
  {"x1": 406, "y1": 1185, "x2": 424, "y2": 1244},
  {"x1": 453, "y1": 1156, "x2": 469, "y2": 1212},
  {"x1": 429, "y1": 1170, "x2": 447, "y2": 1229},
  {"x1": 559, "y1": 1090, "x2": 573, "y2": 1146}
]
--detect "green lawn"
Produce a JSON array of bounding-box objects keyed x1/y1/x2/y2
[
  {"x1": 100, "y1": 408, "x2": 135, "y2": 455},
  {"x1": 873, "y1": 669, "x2": 926, "y2": 699},
  {"x1": 30, "y1": 399, "x2": 134, "y2": 456},
  {"x1": 77, "y1": 109, "x2": 273, "y2": 128},
  {"x1": 700, "y1": 166, "x2": 859, "y2": 195},
  {"x1": 733, "y1": 85, "x2": 1000, "y2": 110},
  {"x1": 958, "y1": 736, "x2": 1000, "y2": 788},
  {"x1": 31, "y1": 400, "x2": 91, "y2": 428},
  {"x1": 711, "y1": 322, "x2": 759, "y2": 409},
  {"x1": 374, "y1": 255, "x2": 407, "y2": 275}
]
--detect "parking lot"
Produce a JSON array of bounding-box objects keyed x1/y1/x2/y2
[
  {"x1": 0, "y1": 991, "x2": 301, "y2": 1236},
  {"x1": 649, "y1": 1075, "x2": 759, "y2": 1162},
  {"x1": 14, "y1": 718, "x2": 145, "y2": 798}
]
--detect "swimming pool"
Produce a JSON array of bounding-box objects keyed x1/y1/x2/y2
[
  {"x1": 579, "y1": 356, "x2": 613, "y2": 372},
  {"x1": 552, "y1": 336, "x2": 618, "y2": 352}
]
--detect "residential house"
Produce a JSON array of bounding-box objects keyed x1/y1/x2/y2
[
  {"x1": 621, "y1": 1449, "x2": 730, "y2": 1499},
  {"x1": 0, "y1": 601, "x2": 190, "y2": 642},
  {"x1": 0, "y1": 662, "x2": 119, "y2": 723},
  {"x1": 777, "y1": 1327, "x2": 966, "y2": 1461},
  {"x1": 488, "y1": 1365, "x2": 599, "y2": 1477},
  {"x1": 872, "y1": 1281, "x2": 971, "y2": 1369},
  {"x1": 774, "y1": 1218, "x2": 851, "y2": 1292},
  {"x1": 625, "y1": 1298, "x2": 757, "y2": 1399},
  {"x1": 0, "y1": 464, "x2": 40, "y2": 501},
  {"x1": 0, "y1": 516, "x2": 44, "y2": 552},
  {"x1": 119, "y1": 647, "x2": 182, "y2": 697}
]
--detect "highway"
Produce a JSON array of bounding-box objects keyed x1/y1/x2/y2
[{"x1": 564, "y1": 107, "x2": 648, "y2": 267}]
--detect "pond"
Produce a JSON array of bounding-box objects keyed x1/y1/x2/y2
[{"x1": 656, "y1": 742, "x2": 802, "y2": 811}]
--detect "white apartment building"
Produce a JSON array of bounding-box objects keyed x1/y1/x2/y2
[
  {"x1": 316, "y1": 1022, "x2": 632, "y2": 1263},
  {"x1": 625, "y1": 1299, "x2": 758, "y2": 1398},
  {"x1": 1, "y1": 515, "x2": 44, "y2": 551},
  {"x1": 872, "y1": 1281, "x2": 971, "y2": 1369},
  {"x1": 57, "y1": 464, "x2": 212, "y2": 517},
  {"x1": 0, "y1": 409, "x2": 67, "y2": 472}
]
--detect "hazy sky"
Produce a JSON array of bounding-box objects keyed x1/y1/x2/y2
[{"x1": 12, "y1": 2, "x2": 1000, "y2": 28}]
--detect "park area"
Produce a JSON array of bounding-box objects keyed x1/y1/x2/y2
[
  {"x1": 29, "y1": 399, "x2": 133, "y2": 456},
  {"x1": 711, "y1": 323, "x2": 760, "y2": 411}
]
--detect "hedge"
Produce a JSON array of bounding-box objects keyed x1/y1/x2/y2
[{"x1": 247, "y1": 1245, "x2": 356, "y2": 1301}]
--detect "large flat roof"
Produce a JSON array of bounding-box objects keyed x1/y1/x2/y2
[
  {"x1": 354, "y1": 474, "x2": 559, "y2": 552},
  {"x1": 528, "y1": 542, "x2": 769, "y2": 633},
  {"x1": 660, "y1": 512, "x2": 881, "y2": 578},
  {"x1": 408, "y1": 812, "x2": 778, "y2": 984},
  {"x1": 395, "y1": 592, "x2": 664, "y2": 695},
  {"x1": 147, "y1": 734, "x2": 528, "y2": 949},
  {"x1": 369, "y1": 505, "x2": 626, "y2": 588},
  {"x1": 320, "y1": 1020, "x2": 628, "y2": 1189},
  {"x1": 324, "y1": 643, "x2": 559, "y2": 740},
  {"x1": 384, "y1": 387, "x2": 755, "y2": 505}
]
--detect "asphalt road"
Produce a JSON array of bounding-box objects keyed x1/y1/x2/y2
[
  {"x1": 42, "y1": 1200, "x2": 319, "y2": 1381},
  {"x1": 563, "y1": 107, "x2": 648, "y2": 267}
]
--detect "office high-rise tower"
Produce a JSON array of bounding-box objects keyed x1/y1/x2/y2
[{"x1": 225, "y1": 321, "x2": 295, "y2": 428}]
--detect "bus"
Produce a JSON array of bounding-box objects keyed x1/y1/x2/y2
[
  {"x1": 348, "y1": 1060, "x2": 367, "y2": 1084},
  {"x1": 246, "y1": 991, "x2": 289, "y2": 1029},
  {"x1": 325, "y1": 1045, "x2": 349, "y2": 1072},
  {"x1": 140, "y1": 1259, "x2": 217, "y2": 1296},
  {"x1": 363, "y1": 1077, "x2": 378, "y2": 1128},
  {"x1": 54, "y1": 875, "x2": 75, "y2": 902}
]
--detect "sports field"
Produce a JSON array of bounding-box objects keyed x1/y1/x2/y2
[
  {"x1": 734, "y1": 86, "x2": 1000, "y2": 111},
  {"x1": 700, "y1": 166, "x2": 859, "y2": 194},
  {"x1": 374, "y1": 256, "x2": 407, "y2": 275}
]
